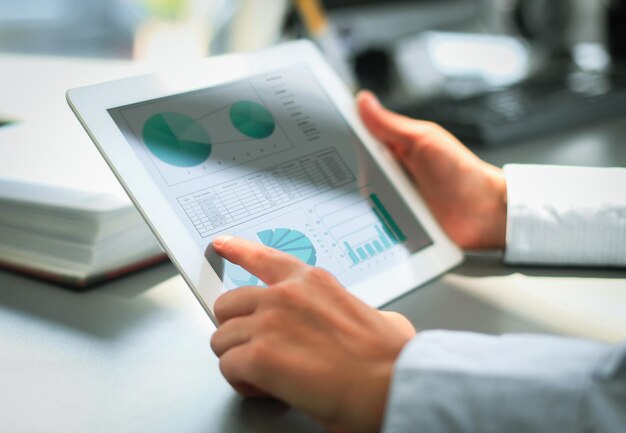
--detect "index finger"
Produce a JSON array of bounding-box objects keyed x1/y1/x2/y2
[{"x1": 212, "y1": 235, "x2": 305, "y2": 285}]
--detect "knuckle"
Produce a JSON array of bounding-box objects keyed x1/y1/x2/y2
[
  {"x1": 213, "y1": 296, "x2": 228, "y2": 323},
  {"x1": 227, "y1": 236, "x2": 245, "y2": 250},
  {"x1": 410, "y1": 120, "x2": 444, "y2": 141},
  {"x1": 256, "y1": 309, "x2": 282, "y2": 332},
  {"x1": 305, "y1": 266, "x2": 337, "y2": 287},
  {"x1": 267, "y1": 247, "x2": 289, "y2": 263},
  {"x1": 269, "y1": 282, "x2": 303, "y2": 305},
  {"x1": 306, "y1": 266, "x2": 328, "y2": 280},
  {"x1": 248, "y1": 339, "x2": 273, "y2": 368},
  {"x1": 218, "y1": 353, "x2": 235, "y2": 378},
  {"x1": 250, "y1": 245, "x2": 275, "y2": 265},
  {"x1": 209, "y1": 332, "x2": 220, "y2": 353},
  {"x1": 247, "y1": 248, "x2": 264, "y2": 264},
  {"x1": 270, "y1": 281, "x2": 294, "y2": 298}
]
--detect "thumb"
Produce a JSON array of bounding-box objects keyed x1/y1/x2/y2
[{"x1": 356, "y1": 90, "x2": 429, "y2": 150}]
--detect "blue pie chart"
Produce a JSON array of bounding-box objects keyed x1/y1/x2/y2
[{"x1": 225, "y1": 228, "x2": 317, "y2": 288}]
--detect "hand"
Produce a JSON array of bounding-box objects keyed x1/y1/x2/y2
[
  {"x1": 210, "y1": 235, "x2": 416, "y2": 433},
  {"x1": 357, "y1": 91, "x2": 507, "y2": 249}
]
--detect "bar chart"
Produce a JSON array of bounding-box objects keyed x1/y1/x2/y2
[{"x1": 315, "y1": 192, "x2": 407, "y2": 267}]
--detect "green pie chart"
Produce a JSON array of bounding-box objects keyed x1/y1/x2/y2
[
  {"x1": 229, "y1": 100, "x2": 276, "y2": 139},
  {"x1": 224, "y1": 228, "x2": 317, "y2": 288},
  {"x1": 142, "y1": 112, "x2": 211, "y2": 167}
]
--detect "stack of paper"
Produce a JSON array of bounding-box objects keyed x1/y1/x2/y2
[
  {"x1": 0, "y1": 55, "x2": 163, "y2": 287},
  {"x1": 0, "y1": 179, "x2": 163, "y2": 286}
]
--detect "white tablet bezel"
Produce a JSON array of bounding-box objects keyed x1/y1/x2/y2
[{"x1": 67, "y1": 40, "x2": 463, "y2": 324}]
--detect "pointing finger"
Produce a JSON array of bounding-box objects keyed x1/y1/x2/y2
[{"x1": 213, "y1": 235, "x2": 305, "y2": 285}]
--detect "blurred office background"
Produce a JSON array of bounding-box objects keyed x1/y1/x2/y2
[
  {"x1": 1, "y1": 0, "x2": 625, "y2": 145},
  {"x1": 0, "y1": 0, "x2": 615, "y2": 54},
  {"x1": 0, "y1": 0, "x2": 618, "y2": 64}
]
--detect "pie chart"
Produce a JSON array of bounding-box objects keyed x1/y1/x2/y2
[
  {"x1": 229, "y1": 100, "x2": 276, "y2": 139},
  {"x1": 142, "y1": 112, "x2": 212, "y2": 167},
  {"x1": 257, "y1": 228, "x2": 317, "y2": 266},
  {"x1": 224, "y1": 228, "x2": 317, "y2": 288}
]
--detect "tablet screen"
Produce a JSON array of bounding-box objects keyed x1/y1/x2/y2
[{"x1": 108, "y1": 65, "x2": 432, "y2": 290}]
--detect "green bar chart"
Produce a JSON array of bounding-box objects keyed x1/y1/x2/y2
[
  {"x1": 370, "y1": 193, "x2": 407, "y2": 243},
  {"x1": 343, "y1": 223, "x2": 400, "y2": 265},
  {"x1": 325, "y1": 193, "x2": 407, "y2": 266}
]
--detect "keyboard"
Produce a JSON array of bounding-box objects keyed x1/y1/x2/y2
[{"x1": 396, "y1": 67, "x2": 626, "y2": 146}]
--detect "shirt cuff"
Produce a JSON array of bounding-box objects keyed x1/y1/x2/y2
[
  {"x1": 381, "y1": 330, "x2": 606, "y2": 433},
  {"x1": 503, "y1": 164, "x2": 626, "y2": 266}
]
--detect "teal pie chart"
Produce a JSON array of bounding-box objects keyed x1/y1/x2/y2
[
  {"x1": 142, "y1": 112, "x2": 212, "y2": 167},
  {"x1": 225, "y1": 228, "x2": 317, "y2": 288},
  {"x1": 257, "y1": 228, "x2": 317, "y2": 266},
  {"x1": 229, "y1": 100, "x2": 276, "y2": 139}
]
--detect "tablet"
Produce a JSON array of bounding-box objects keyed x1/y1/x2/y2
[{"x1": 67, "y1": 40, "x2": 462, "y2": 324}]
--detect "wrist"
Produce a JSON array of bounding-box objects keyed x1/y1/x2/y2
[
  {"x1": 476, "y1": 165, "x2": 507, "y2": 249},
  {"x1": 342, "y1": 360, "x2": 394, "y2": 433},
  {"x1": 488, "y1": 168, "x2": 508, "y2": 249}
]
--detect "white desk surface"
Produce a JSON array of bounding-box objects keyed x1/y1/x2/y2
[
  {"x1": 1, "y1": 54, "x2": 625, "y2": 433},
  {"x1": 1, "y1": 255, "x2": 624, "y2": 433}
]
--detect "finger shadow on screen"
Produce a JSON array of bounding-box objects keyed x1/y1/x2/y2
[{"x1": 205, "y1": 242, "x2": 225, "y2": 281}]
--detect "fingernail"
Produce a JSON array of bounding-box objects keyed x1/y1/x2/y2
[{"x1": 213, "y1": 234, "x2": 234, "y2": 247}]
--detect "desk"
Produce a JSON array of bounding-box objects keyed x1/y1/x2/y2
[
  {"x1": 0, "y1": 259, "x2": 554, "y2": 433},
  {"x1": 1, "y1": 114, "x2": 625, "y2": 432}
]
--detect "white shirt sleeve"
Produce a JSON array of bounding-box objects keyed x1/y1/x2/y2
[
  {"x1": 503, "y1": 164, "x2": 626, "y2": 266},
  {"x1": 382, "y1": 331, "x2": 626, "y2": 433}
]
